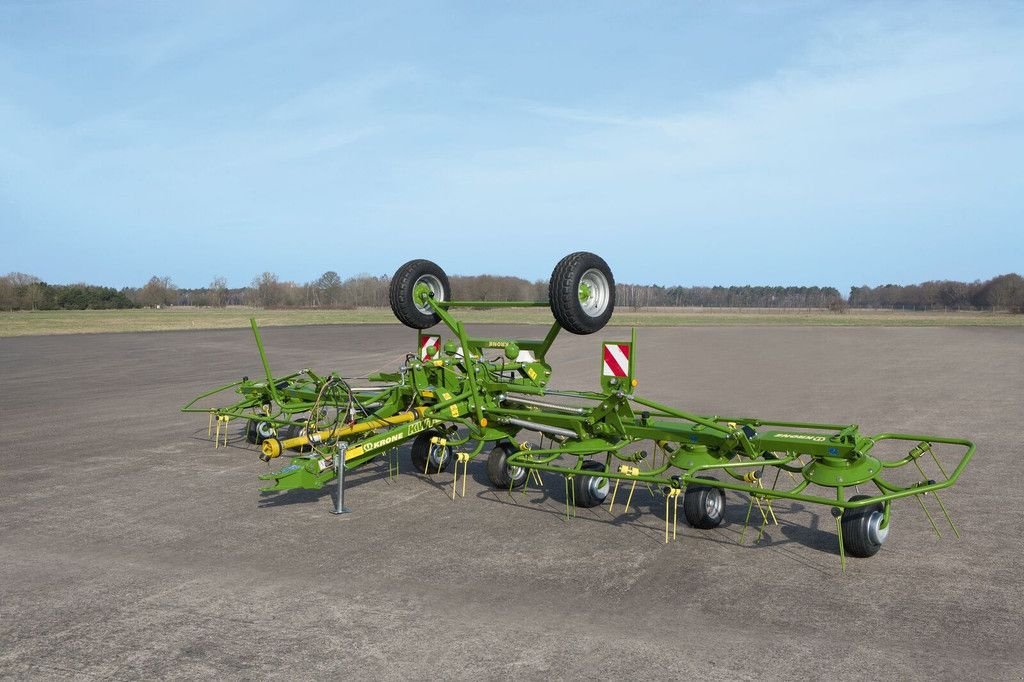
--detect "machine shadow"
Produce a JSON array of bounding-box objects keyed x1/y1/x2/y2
[
  {"x1": 471, "y1": 462, "x2": 839, "y2": 559},
  {"x1": 247, "y1": 434, "x2": 841, "y2": 562}
]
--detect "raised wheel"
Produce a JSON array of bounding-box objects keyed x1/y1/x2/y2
[
  {"x1": 841, "y1": 494, "x2": 889, "y2": 558},
  {"x1": 245, "y1": 419, "x2": 276, "y2": 444},
  {"x1": 389, "y1": 259, "x2": 451, "y2": 329},
  {"x1": 548, "y1": 252, "x2": 615, "y2": 335},
  {"x1": 683, "y1": 476, "x2": 726, "y2": 529},
  {"x1": 485, "y1": 441, "x2": 527, "y2": 489},
  {"x1": 572, "y1": 459, "x2": 610, "y2": 508},
  {"x1": 410, "y1": 430, "x2": 453, "y2": 474}
]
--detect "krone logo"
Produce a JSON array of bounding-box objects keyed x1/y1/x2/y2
[{"x1": 775, "y1": 433, "x2": 827, "y2": 443}]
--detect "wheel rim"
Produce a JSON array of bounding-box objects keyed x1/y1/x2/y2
[
  {"x1": 414, "y1": 274, "x2": 445, "y2": 314},
  {"x1": 705, "y1": 490, "x2": 723, "y2": 518},
  {"x1": 867, "y1": 510, "x2": 889, "y2": 545},
  {"x1": 430, "y1": 445, "x2": 449, "y2": 466},
  {"x1": 588, "y1": 474, "x2": 609, "y2": 499},
  {"x1": 578, "y1": 268, "x2": 610, "y2": 317},
  {"x1": 257, "y1": 421, "x2": 274, "y2": 438}
]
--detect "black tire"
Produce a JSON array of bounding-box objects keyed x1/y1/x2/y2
[
  {"x1": 245, "y1": 419, "x2": 276, "y2": 444},
  {"x1": 486, "y1": 441, "x2": 528, "y2": 489},
  {"x1": 683, "y1": 476, "x2": 726, "y2": 529},
  {"x1": 572, "y1": 459, "x2": 610, "y2": 508},
  {"x1": 548, "y1": 252, "x2": 615, "y2": 335},
  {"x1": 281, "y1": 420, "x2": 313, "y2": 453},
  {"x1": 841, "y1": 494, "x2": 888, "y2": 558},
  {"x1": 389, "y1": 259, "x2": 452, "y2": 329},
  {"x1": 410, "y1": 430, "x2": 453, "y2": 474}
]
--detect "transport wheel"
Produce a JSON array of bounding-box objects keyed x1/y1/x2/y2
[
  {"x1": 389, "y1": 259, "x2": 452, "y2": 329},
  {"x1": 282, "y1": 420, "x2": 313, "y2": 453},
  {"x1": 548, "y1": 252, "x2": 615, "y2": 335},
  {"x1": 410, "y1": 430, "x2": 453, "y2": 474},
  {"x1": 246, "y1": 419, "x2": 276, "y2": 444},
  {"x1": 841, "y1": 495, "x2": 889, "y2": 558},
  {"x1": 486, "y1": 441, "x2": 527, "y2": 489},
  {"x1": 572, "y1": 459, "x2": 610, "y2": 508},
  {"x1": 683, "y1": 476, "x2": 726, "y2": 529}
]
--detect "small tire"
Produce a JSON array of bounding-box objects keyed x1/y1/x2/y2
[
  {"x1": 281, "y1": 420, "x2": 313, "y2": 453},
  {"x1": 572, "y1": 459, "x2": 610, "y2": 508},
  {"x1": 410, "y1": 430, "x2": 453, "y2": 474},
  {"x1": 548, "y1": 252, "x2": 615, "y2": 335},
  {"x1": 389, "y1": 259, "x2": 452, "y2": 329},
  {"x1": 246, "y1": 419, "x2": 276, "y2": 444},
  {"x1": 683, "y1": 476, "x2": 726, "y2": 529},
  {"x1": 841, "y1": 495, "x2": 888, "y2": 558},
  {"x1": 486, "y1": 441, "x2": 527, "y2": 489}
]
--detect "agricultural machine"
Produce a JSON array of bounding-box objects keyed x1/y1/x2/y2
[{"x1": 183, "y1": 253, "x2": 974, "y2": 567}]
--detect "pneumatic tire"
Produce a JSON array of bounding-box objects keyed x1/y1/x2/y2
[
  {"x1": 548, "y1": 252, "x2": 615, "y2": 335},
  {"x1": 486, "y1": 441, "x2": 528, "y2": 489},
  {"x1": 410, "y1": 430, "x2": 453, "y2": 474},
  {"x1": 841, "y1": 495, "x2": 888, "y2": 558},
  {"x1": 683, "y1": 476, "x2": 726, "y2": 529},
  {"x1": 281, "y1": 420, "x2": 313, "y2": 453},
  {"x1": 572, "y1": 459, "x2": 610, "y2": 508},
  {"x1": 389, "y1": 259, "x2": 451, "y2": 329},
  {"x1": 245, "y1": 419, "x2": 276, "y2": 444}
]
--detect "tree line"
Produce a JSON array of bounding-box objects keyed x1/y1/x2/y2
[
  {"x1": 1, "y1": 270, "x2": 1021, "y2": 312},
  {"x1": 849, "y1": 274, "x2": 1024, "y2": 311}
]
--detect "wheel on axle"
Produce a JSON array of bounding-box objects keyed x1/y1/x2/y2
[
  {"x1": 410, "y1": 430, "x2": 453, "y2": 474},
  {"x1": 683, "y1": 476, "x2": 726, "y2": 529},
  {"x1": 245, "y1": 419, "x2": 276, "y2": 444},
  {"x1": 572, "y1": 459, "x2": 610, "y2": 508},
  {"x1": 841, "y1": 494, "x2": 889, "y2": 558},
  {"x1": 281, "y1": 419, "x2": 313, "y2": 453},
  {"x1": 486, "y1": 441, "x2": 527, "y2": 489},
  {"x1": 389, "y1": 259, "x2": 452, "y2": 329},
  {"x1": 548, "y1": 252, "x2": 615, "y2": 335}
]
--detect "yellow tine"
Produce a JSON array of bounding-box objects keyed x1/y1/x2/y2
[
  {"x1": 608, "y1": 479, "x2": 621, "y2": 513},
  {"x1": 461, "y1": 457, "x2": 468, "y2": 498},
  {"x1": 665, "y1": 495, "x2": 670, "y2": 543},
  {"x1": 624, "y1": 480, "x2": 638, "y2": 513},
  {"x1": 673, "y1": 492, "x2": 679, "y2": 541}
]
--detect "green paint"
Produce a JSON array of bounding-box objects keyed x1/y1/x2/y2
[{"x1": 184, "y1": 264, "x2": 976, "y2": 563}]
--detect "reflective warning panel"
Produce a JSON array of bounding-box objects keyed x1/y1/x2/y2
[
  {"x1": 419, "y1": 334, "x2": 441, "y2": 360},
  {"x1": 602, "y1": 343, "x2": 631, "y2": 377},
  {"x1": 599, "y1": 331, "x2": 636, "y2": 393}
]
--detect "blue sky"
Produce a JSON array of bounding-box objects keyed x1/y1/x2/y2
[{"x1": 1, "y1": 1, "x2": 1021, "y2": 293}]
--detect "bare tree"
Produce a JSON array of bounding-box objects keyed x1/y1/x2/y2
[
  {"x1": 139, "y1": 276, "x2": 176, "y2": 307},
  {"x1": 251, "y1": 272, "x2": 284, "y2": 308},
  {"x1": 208, "y1": 277, "x2": 228, "y2": 307},
  {"x1": 0, "y1": 275, "x2": 16, "y2": 310}
]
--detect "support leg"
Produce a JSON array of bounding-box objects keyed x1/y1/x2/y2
[{"x1": 330, "y1": 445, "x2": 351, "y2": 515}]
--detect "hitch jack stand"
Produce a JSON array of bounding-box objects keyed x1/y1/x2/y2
[{"x1": 330, "y1": 444, "x2": 352, "y2": 515}]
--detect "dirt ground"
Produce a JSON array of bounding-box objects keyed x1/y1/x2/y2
[{"x1": 1, "y1": 324, "x2": 1022, "y2": 680}]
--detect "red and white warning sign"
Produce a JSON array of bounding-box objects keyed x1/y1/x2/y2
[
  {"x1": 602, "y1": 343, "x2": 631, "y2": 377},
  {"x1": 419, "y1": 334, "x2": 441, "y2": 360}
]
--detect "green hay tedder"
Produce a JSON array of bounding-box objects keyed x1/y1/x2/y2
[{"x1": 183, "y1": 253, "x2": 974, "y2": 568}]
